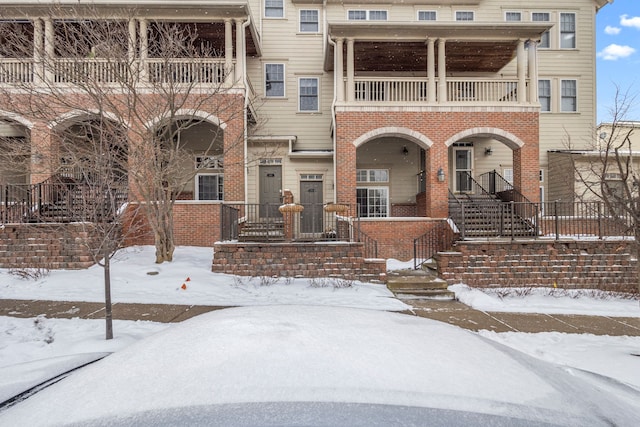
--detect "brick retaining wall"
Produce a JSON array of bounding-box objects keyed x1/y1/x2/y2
[
  {"x1": 0, "y1": 224, "x2": 101, "y2": 269},
  {"x1": 435, "y1": 239, "x2": 638, "y2": 292},
  {"x1": 212, "y1": 242, "x2": 387, "y2": 282}
]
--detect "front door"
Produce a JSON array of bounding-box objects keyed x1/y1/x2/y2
[
  {"x1": 454, "y1": 148, "x2": 473, "y2": 193},
  {"x1": 259, "y1": 165, "x2": 282, "y2": 218},
  {"x1": 300, "y1": 180, "x2": 323, "y2": 234}
]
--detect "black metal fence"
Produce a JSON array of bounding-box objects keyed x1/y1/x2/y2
[
  {"x1": 1, "y1": 181, "x2": 127, "y2": 224},
  {"x1": 453, "y1": 200, "x2": 634, "y2": 240},
  {"x1": 413, "y1": 220, "x2": 457, "y2": 269}
]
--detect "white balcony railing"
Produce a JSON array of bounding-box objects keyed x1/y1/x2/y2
[
  {"x1": 1, "y1": 58, "x2": 236, "y2": 86},
  {"x1": 447, "y1": 79, "x2": 521, "y2": 103},
  {"x1": 354, "y1": 78, "x2": 430, "y2": 102},
  {"x1": 0, "y1": 59, "x2": 34, "y2": 84},
  {"x1": 54, "y1": 58, "x2": 130, "y2": 84},
  {"x1": 348, "y1": 77, "x2": 531, "y2": 105},
  {"x1": 147, "y1": 58, "x2": 232, "y2": 85}
]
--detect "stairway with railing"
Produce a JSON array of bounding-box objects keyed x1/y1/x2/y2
[
  {"x1": 1, "y1": 175, "x2": 128, "y2": 224},
  {"x1": 449, "y1": 171, "x2": 537, "y2": 238}
]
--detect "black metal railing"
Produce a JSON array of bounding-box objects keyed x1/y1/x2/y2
[
  {"x1": 413, "y1": 220, "x2": 457, "y2": 269},
  {"x1": 1, "y1": 178, "x2": 128, "y2": 224},
  {"x1": 219, "y1": 202, "x2": 380, "y2": 256},
  {"x1": 479, "y1": 170, "x2": 532, "y2": 204},
  {"x1": 450, "y1": 200, "x2": 634, "y2": 240}
]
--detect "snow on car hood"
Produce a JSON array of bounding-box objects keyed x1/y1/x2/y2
[{"x1": 1, "y1": 306, "x2": 639, "y2": 426}]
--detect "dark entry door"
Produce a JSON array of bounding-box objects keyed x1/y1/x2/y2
[
  {"x1": 300, "y1": 180, "x2": 323, "y2": 234},
  {"x1": 259, "y1": 165, "x2": 282, "y2": 218}
]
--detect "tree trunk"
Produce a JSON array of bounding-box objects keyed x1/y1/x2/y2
[
  {"x1": 104, "y1": 247, "x2": 113, "y2": 340},
  {"x1": 154, "y1": 223, "x2": 175, "y2": 263}
]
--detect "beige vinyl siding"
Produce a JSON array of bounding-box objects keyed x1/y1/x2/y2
[{"x1": 247, "y1": 3, "x2": 332, "y2": 153}]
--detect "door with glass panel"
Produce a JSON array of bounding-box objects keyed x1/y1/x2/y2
[{"x1": 454, "y1": 148, "x2": 473, "y2": 193}]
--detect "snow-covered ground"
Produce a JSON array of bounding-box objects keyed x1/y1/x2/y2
[{"x1": 0, "y1": 246, "x2": 639, "y2": 406}]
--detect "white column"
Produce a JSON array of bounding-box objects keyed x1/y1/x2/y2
[
  {"x1": 225, "y1": 19, "x2": 233, "y2": 84},
  {"x1": 437, "y1": 38, "x2": 446, "y2": 103},
  {"x1": 427, "y1": 38, "x2": 436, "y2": 103},
  {"x1": 527, "y1": 40, "x2": 538, "y2": 104},
  {"x1": 517, "y1": 39, "x2": 526, "y2": 104},
  {"x1": 43, "y1": 18, "x2": 54, "y2": 84},
  {"x1": 335, "y1": 38, "x2": 344, "y2": 102},
  {"x1": 139, "y1": 19, "x2": 148, "y2": 82},
  {"x1": 346, "y1": 38, "x2": 354, "y2": 102},
  {"x1": 33, "y1": 18, "x2": 44, "y2": 84},
  {"x1": 235, "y1": 19, "x2": 244, "y2": 84},
  {"x1": 128, "y1": 19, "x2": 137, "y2": 64}
]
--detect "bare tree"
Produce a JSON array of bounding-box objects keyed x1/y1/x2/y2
[
  {"x1": 569, "y1": 87, "x2": 639, "y2": 294},
  {"x1": 0, "y1": 5, "x2": 256, "y2": 263}
]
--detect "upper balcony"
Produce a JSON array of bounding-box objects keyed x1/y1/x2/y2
[
  {"x1": 325, "y1": 21, "x2": 551, "y2": 111},
  {"x1": 0, "y1": 2, "x2": 260, "y2": 97}
]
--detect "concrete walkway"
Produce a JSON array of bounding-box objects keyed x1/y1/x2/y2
[{"x1": 2, "y1": 298, "x2": 639, "y2": 336}]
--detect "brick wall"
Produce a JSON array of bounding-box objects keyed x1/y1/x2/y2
[
  {"x1": 391, "y1": 203, "x2": 417, "y2": 217},
  {"x1": 435, "y1": 240, "x2": 637, "y2": 292},
  {"x1": 212, "y1": 242, "x2": 387, "y2": 282},
  {"x1": 124, "y1": 202, "x2": 222, "y2": 247},
  {"x1": 0, "y1": 224, "x2": 102, "y2": 269},
  {"x1": 358, "y1": 219, "x2": 444, "y2": 261}
]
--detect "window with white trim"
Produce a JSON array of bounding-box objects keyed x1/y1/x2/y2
[
  {"x1": 505, "y1": 12, "x2": 521, "y2": 22},
  {"x1": 560, "y1": 13, "x2": 576, "y2": 49},
  {"x1": 348, "y1": 10, "x2": 387, "y2": 21},
  {"x1": 357, "y1": 187, "x2": 389, "y2": 218},
  {"x1": 538, "y1": 79, "x2": 551, "y2": 112},
  {"x1": 265, "y1": 63, "x2": 284, "y2": 97},
  {"x1": 196, "y1": 174, "x2": 223, "y2": 200},
  {"x1": 539, "y1": 170, "x2": 544, "y2": 183},
  {"x1": 532, "y1": 12, "x2": 550, "y2": 48},
  {"x1": 561, "y1": 79, "x2": 577, "y2": 112},
  {"x1": 356, "y1": 169, "x2": 389, "y2": 183},
  {"x1": 265, "y1": 0, "x2": 284, "y2": 18},
  {"x1": 299, "y1": 77, "x2": 319, "y2": 112},
  {"x1": 195, "y1": 156, "x2": 223, "y2": 169},
  {"x1": 456, "y1": 11, "x2": 474, "y2": 21},
  {"x1": 300, "y1": 10, "x2": 319, "y2": 33},
  {"x1": 418, "y1": 11, "x2": 437, "y2": 21},
  {"x1": 503, "y1": 168, "x2": 514, "y2": 184}
]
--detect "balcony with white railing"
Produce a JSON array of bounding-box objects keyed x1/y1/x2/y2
[
  {"x1": 0, "y1": 59, "x2": 34, "y2": 84},
  {"x1": 346, "y1": 77, "x2": 532, "y2": 108}
]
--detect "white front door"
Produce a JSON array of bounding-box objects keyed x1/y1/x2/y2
[{"x1": 454, "y1": 147, "x2": 473, "y2": 193}]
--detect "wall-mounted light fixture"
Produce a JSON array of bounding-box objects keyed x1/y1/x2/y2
[
  {"x1": 437, "y1": 167, "x2": 445, "y2": 182},
  {"x1": 402, "y1": 145, "x2": 409, "y2": 156},
  {"x1": 485, "y1": 147, "x2": 493, "y2": 156}
]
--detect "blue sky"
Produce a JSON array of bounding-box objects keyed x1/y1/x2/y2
[{"x1": 596, "y1": 0, "x2": 640, "y2": 122}]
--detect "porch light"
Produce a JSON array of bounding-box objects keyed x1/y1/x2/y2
[
  {"x1": 437, "y1": 167, "x2": 445, "y2": 182},
  {"x1": 402, "y1": 145, "x2": 409, "y2": 156},
  {"x1": 485, "y1": 147, "x2": 493, "y2": 156}
]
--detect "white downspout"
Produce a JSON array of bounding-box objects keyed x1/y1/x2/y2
[
  {"x1": 324, "y1": 0, "x2": 338, "y2": 204},
  {"x1": 242, "y1": 16, "x2": 251, "y2": 204}
]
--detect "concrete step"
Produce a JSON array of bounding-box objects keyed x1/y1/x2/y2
[
  {"x1": 395, "y1": 289, "x2": 456, "y2": 300},
  {"x1": 386, "y1": 269, "x2": 455, "y2": 301}
]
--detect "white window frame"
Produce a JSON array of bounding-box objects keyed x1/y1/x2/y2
[
  {"x1": 298, "y1": 77, "x2": 319, "y2": 112},
  {"x1": 195, "y1": 155, "x2": 223, "y2": 169},
  {"x1": 196, "y1": 173, "x2": 224, "y2": 201},
  {"x1": 561, "y1": 79, "x2": 577, "y2": 112},
  {"x1": 356, "y1": 169, "x2": 389, "y2": 183},
  {"x1": 299, "y1": 9, "x2": 319, "y2": 33},
  {"x1": 538, "y1": 79, "x2": 551, "y2": 112},
  {"x1": 503, "y1": 168, "x2": 514, "y2": 184},
  {"x1": 417, "y1": 10, "x2": 437, "y2": 21},
  {"x1": 559, "y1": 12, "x2": 576, "y2": 49},
  {"x1": 356, "y1": 186, "x2": 389, "y2": 218},
  {"x1": 455, "y1": 11, "x2": 475, "y2": 21},
  {"x1": 539, "y1": 169, "x2": 545, "y2": 183},
  {"x1": 264, "y1": 0, "x2": 284, "y2": 19},
  {"x1": 264, "y1": 63, "x2": 285, "y2": 98},
  {"x1": 505, "y1": 11, "x2": 522, "y2": 22},
  {"x1": 347, "y1": 10, "x2": 388, "y2": 21},
  {"x1": 531, "y1": 12, "x2": 550, "y2": 49}
]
